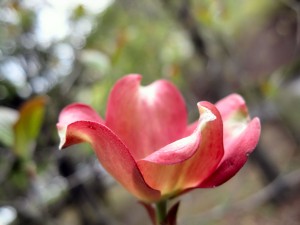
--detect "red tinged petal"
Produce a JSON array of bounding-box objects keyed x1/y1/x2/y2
[
  {"x1": 185, "y1": 121, "x2": 198, "y2": 137},
  {"x1": 57, "y1": 103, "x2": 104, "y2": 148},
  {"x1": 215, "y1": 93, "x2": 248, "y2": 120},
  {"x1": 58, "y1": 103, "x2": 104, "y2": 126},
  {"x1": 105, "y1": 74, "x2": 188, "y2": 160},
  {"x1": 57, "y1": 104, "x2": 161, "y2": 202},
  {"x1": 137, "y1": 102, "x2": 224, "y2": 197},
  {"x1": 215, "y1": 94, "x2": 251, "y2": 142},
  {"x1": 199, "y1": 94, "x2": 261, "y2": 187}
]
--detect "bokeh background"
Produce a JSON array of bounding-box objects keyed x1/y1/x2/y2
[{"x1": 1, "y1": 0, "x2": 300, "y2": 224}]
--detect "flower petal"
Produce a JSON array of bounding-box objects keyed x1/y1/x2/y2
[
  {"x1": 57, "y1": 103, "x2": 104, "y2": 149},
  {"x1": 199, "y1": 94, "x2": 261, "y2": 187},
  {"x1": 57, "y1": 104, "x2": 161, "y2": 202},
  {"x1": 137, "y1": 102, "x2": 224, "y2": 197},
  {"x1": 215, "y1": 93, "x2": 251, "y2": 143},
  {"x1": 215, "y1": 93, "x2": 248, "y2": 119},
  {"x1": 199, "y1": 118, "x2": 260, "y2": 187},
  {"x1": 105, "y1": 74, "x2": 188, "y2": 160},
  {"x1": 58, "y1": 103, "x2": 104, "y2": 126}
]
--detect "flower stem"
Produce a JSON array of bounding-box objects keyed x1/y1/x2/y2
[{"x1": 155, "y1": 200, "x2": 167, "y2": 225}]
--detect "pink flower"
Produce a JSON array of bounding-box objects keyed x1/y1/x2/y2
[{"x1": 57, "y1": 74, "x2": 261, "y2": 203}]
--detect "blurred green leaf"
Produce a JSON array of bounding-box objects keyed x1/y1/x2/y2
[
  {"x1": 13, "y1": 96, "x2": 47, "y2": 159},
  {"x1": 0, "y1": 107, "x2": 19, "y2": 147}
]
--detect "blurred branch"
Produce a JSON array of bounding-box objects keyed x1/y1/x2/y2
[
  {"x1": 161, "y1": 0, "x2": 208, "y2": 62},
  {"x1": 250, "y1": 146, "x2": 289, "y2": 203},
  {"x1": 250, "y1": 145, "x2": 280, "y2": 183}
]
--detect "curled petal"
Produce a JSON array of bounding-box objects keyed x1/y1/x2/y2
[
  {"x1": 185, "y1": 121, "x2": 198, "y2": 137},
  {"x1": 137, "y1": 102, "x2": 224, "y2": 197},
  {"x1": 105, "y1": 74, "x2": 188, "y2": 160},
  {"x1": 58, "y1": 103, "x2": 104, "y2": 126},
  {"x1": 185, "y1": 94, "x2": 248, "y2": 138},
  {"x1": 199, "y1": 118, "x2": 260, "y2": 187},
  {"x1": 57, "y1": 103, "x2": 104, "y2": 148},
  {"x1": 215, "y1": 93, "x2": 248, "y2": 120},
  {"x1": 199, "y1": 94, "x2": 261, "y2": 187},
  {"x1": 216, "y1": 93, "x2": 252, "y2": 145},
  {"x1": 57, "y1": 105, "x2": 161, "y2": 202}
]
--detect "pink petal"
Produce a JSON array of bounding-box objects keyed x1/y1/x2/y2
[
  {"x1": 185, "y1": 121, "x2": 198, "y2": 137},
  {"x1": 57, "y1": 103, "x2": 104, "y2": 148},
  {"x1": 137, "y1": 102, "x2": 224, "y2": 197},
  {"x1": 215, "y1": 93, "x2": 248, "y2": 120},
  {"x1": 58, "y1": 103, "x2": 104, "y2": 126},
  {"x1": 199, "y1": 94, "x2": 261, "y2": 187},
  {"x1": 57, "y1": 104, "x2": 161, "y2": 202},
  {"x1": 185, "y1": 94, "x2": 247, "y2": 138},
  {"x1": 199, "y1": 118, "x2": 260, "y2": 187},
  {"x1": 105, "y1": 74, "x2": 188, "y2": 160}
]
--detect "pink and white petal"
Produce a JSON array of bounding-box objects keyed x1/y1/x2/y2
[
  {"x1": 137, "y1": 102, "x2": 224, "y2": 197},
  {"x1": 57, "y1": 103, "x2": 104, "y2": 148},
  {"x1": 58, "y1": 103, "x2": 104, "y2": 126},
  {"x1": 184, "y1": 120, "x2": 198, "y2": 137},
  {"x1": 199, "y1": 94, "x2": 261, "y2": 187},
  {"x1": 105, "y1": 74, "x2": 188, "y2": 160},
  {"x1": 185, "y1": 93, "x2": 246, "y2": 137},
  {"x1": 199, "y1": 117, "x2": 261, "y2": 187},
  {"x1": 215, "y1": 94, "x2": 248, "y2": 120},
  {"x1": 216, "y1": 93, "x2": 254, "y2": 148},
  {"x1": 57, "y1": 120, "x2": 161, "y2": 202}
]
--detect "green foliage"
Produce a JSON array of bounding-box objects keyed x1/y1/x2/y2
[
  {"x1": 85, "y1": 2, "x2": 182, "y2": 81},
  {"x1": 13, "y1": 96, "x2": 47, "y2": 159},
  {"x1": 0, "y1": 96, "x2": 47, "y2": 159}
]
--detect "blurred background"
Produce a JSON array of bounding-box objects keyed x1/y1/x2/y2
[{"x1": 0, "y1": 0, "x2": 300, "y2": 224}]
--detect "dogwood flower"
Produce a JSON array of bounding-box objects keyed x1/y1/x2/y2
[{"x1": 57, "y1": 74, "x2": 260, "y2": 203}]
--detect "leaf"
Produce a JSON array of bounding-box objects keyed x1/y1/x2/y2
[
  {"x1": 13, "y1": 96, "x2": 47, "y2": 158},
  {"x1": 0, "y1": 107, "x2": 19, "y2": 147},
  {"x1": 164, "y1": 202, "x2": 180, "y2": 225}
]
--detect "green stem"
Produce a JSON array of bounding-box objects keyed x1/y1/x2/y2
[{"x1": 155, "y1": 200, "x2": 167, "y2": 225}]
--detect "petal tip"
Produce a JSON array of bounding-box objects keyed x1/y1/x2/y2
[
  {"x1": 122, "y1": 74, "x2": 142, "y2": 83},
  {"x1": 197, "y1": 102, "x2": 217, "y2": 123},
  {"x1": 57, "y1": 123, "x2": 67, "y2": 149}
]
